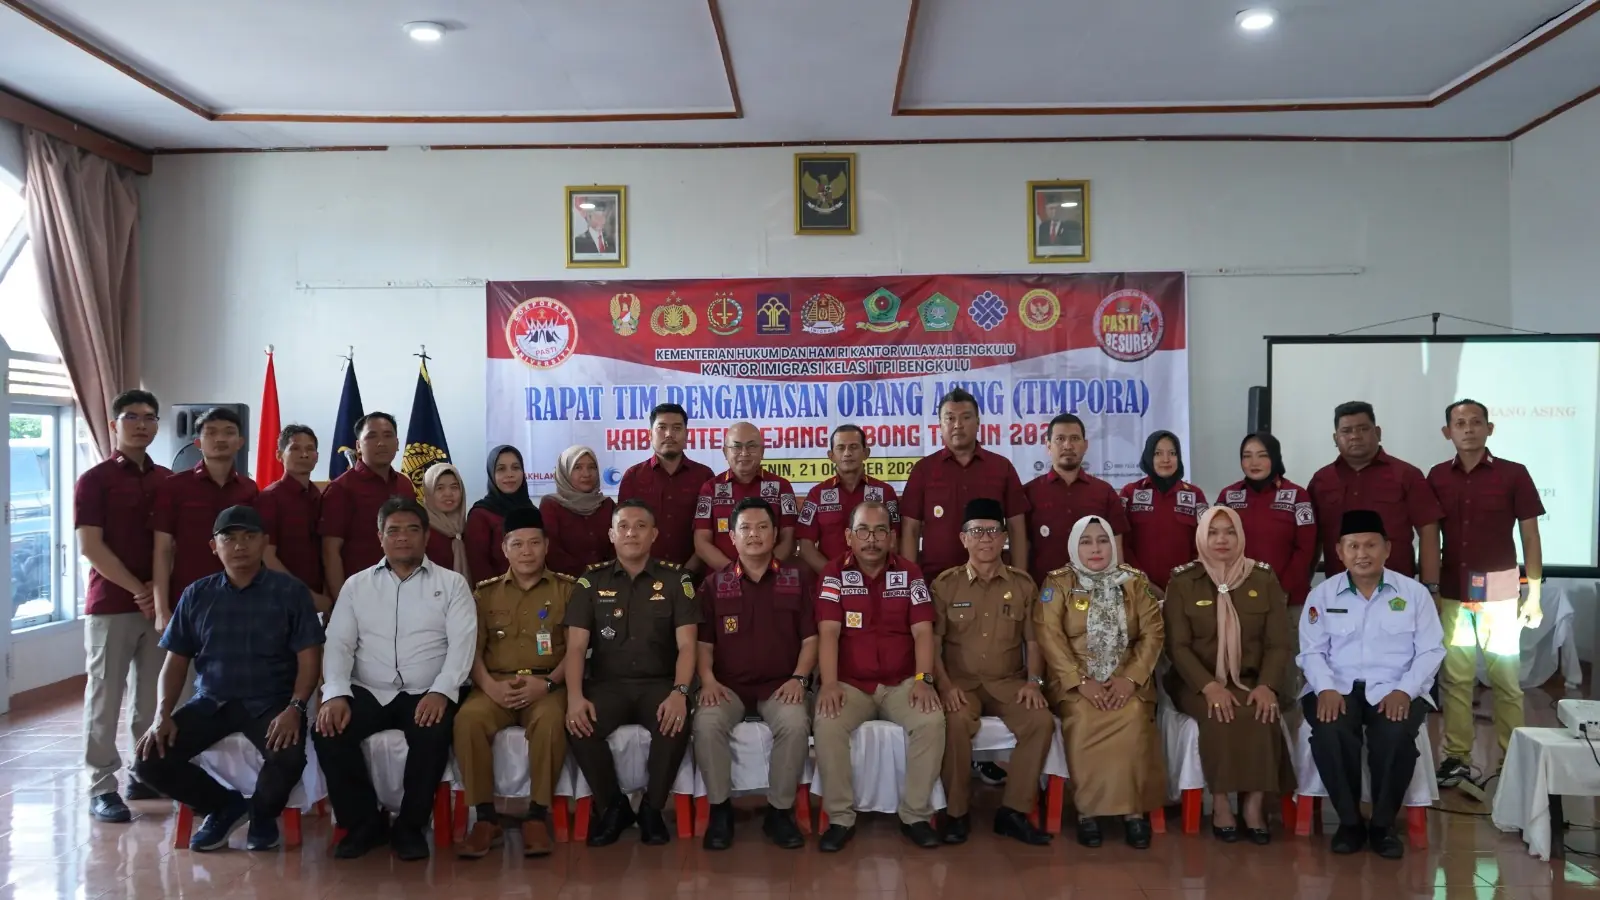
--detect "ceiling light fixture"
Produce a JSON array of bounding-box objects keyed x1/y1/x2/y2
[
  {"x1": 404, "y1": 21, "x2": 446, "y2": 42},
  {"x1": 1236, "y1": 8, "x2": 1277, "y2": 31}
]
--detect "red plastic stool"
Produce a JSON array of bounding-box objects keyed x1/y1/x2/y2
[
  {"x1": 1406, "y1": 806, "x2": 1428, "y2": 848},
  {"x1": 173, "y1": 805, "x2": 302, "y2": 850},
  {"x1": 551, "y1": 796, "x2": 571, "y2": 843},
  {"x1": 1180, "y1": 788, "x2": 1202, "y2": 834}
]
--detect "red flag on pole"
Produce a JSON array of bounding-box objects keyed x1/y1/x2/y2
[{"x1": 256, "y1": 348, "x2": 283, "y2": 489}]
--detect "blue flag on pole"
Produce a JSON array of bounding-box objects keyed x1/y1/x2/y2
[
  {"x1": 329, "y1": 361, "x2": 364, "y2": 481},
  {"x1": 402, "y1": 359, "x2": 451, "y2": 499}
]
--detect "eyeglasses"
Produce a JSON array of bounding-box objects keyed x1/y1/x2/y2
[
  {"x1": 116, "y1": 414, "x2": 159, "y2": 425},
  {"x1": 851, "y1": 525, "x2": 891, "y2": 540},
  {"x1": 963, "y1": 526, "x2": 1004, "y2": 539},
  {"x1": 728, "y1": 442, "x2": 762, "y2": 455}
]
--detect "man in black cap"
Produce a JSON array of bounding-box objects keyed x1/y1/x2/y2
[
  {"x1": 930, "y1": 498, "x2": 1053, "y2": 846},
  {"x1": 133, "y1": 506, "x2": 325, "y2": 852},
  {"x1": 1297, "y1": 509, "x2": 1444, "y2": 860}
]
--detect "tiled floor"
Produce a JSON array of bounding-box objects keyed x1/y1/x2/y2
[{"x1": 3, "y1": 684, "x2": 1600, "y2": 900}]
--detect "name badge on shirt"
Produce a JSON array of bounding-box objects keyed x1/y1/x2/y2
[
  {"x1": 1196, "y1": 599, "x2": 1214, "y2": 607},
  {"x1": 1327, "y1": 608, "x2": 1348, "y2": 614},
  {"x1": 536, "y1": 631, "x2": 553, "y2": 655},
  {"x1": 845, "y1": 611, "x2": 864, "y2": 628},
  {"x1": 952, "y1": 601, "x2": 972, "y2": 609}
]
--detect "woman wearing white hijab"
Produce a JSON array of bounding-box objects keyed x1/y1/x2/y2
[
  {"x1": 1035, "y1": 515, "x2": 1167, "y2": 850},
  {"x1": 540, "y1": 445, "x2": 616, "y2": 577}
]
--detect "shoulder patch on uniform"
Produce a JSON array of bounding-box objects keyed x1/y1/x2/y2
[
  {"x1": 552, "y1": 571, "x2": 576, "y2": 582},
  {"x1": 661, "y1": 560, "x2": 681, "y2": 569},
  {"x1": 1119, "y1": 563, "x2": 1141, "y2": 573},
  {"x1": 1171, "y1": 561, "x2": 1199, "y2": 575},
  {"x1": 1047, "y1": 565, "x2": 1075, "y2": 578},
  {"x1": 1254, "y1": 561, "x2": 1273, "y2": 571},
  {"x1": 683, "y1": 580, "x2": 696, "y2": 599},
  {"x1": 475, "y1": 577, "x2": 499, "y2": 588},
  {"x1": 576, "y1": 577, "x2": 591, "y2": 588},
  {"x1": 584, "y1": 561, "x2": 607, "y2": 572},
  {"x1": 1006, "y1": 565, "x2": 1036, "y2": 583}
]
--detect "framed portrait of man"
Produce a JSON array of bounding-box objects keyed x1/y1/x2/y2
[
  {"x1": 795, "y1": 153, "x2": 856, "y2": 235},
  {"x1": 566, "y1": 186, "x2": 627, "y2": 268},
  {"x1": 1028, "y1": 180, "x2": 1090, "y2": 263}
]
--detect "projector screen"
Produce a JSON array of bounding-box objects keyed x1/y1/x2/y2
[{"x1": 1268, "y1": 336, "x2": 1600, "y2": 573}]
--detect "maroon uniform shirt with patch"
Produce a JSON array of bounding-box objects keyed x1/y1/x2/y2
[
  {"x1": 1217, "y1": 478, "x2": 1317, "y2": 604},
  {"x1": 254, "y1": 476, "x2": 324, "y2": 592},
  {"x1": 1118, "y1": 477, "x2": 1208, "y2": 590},
  {"x1": 465, "y1": 507, "x2": 508, "y2": 582},
  {"x1": 815, "y1": 553, "x2": 935, "y2": 694},
  {"x1": 317, "y1": 461, "x2": 415, "y2": 575},
  {"x1": 1023, "y1": 469, "x2": 1128, "y2": 584},
  {"x1": 150, "y1": 463, "x2": 259, "y2": 597},
  {"x1": 694, "y1": 469, "x2": 799, "y2": 562},
  {"x1": 796, "y1": 475, "x2": 900, "y2": 563},
  {"x1": 698, "y1": 560, "x2": 817, "y2": 708},
  {"x1": 900, "y1": 446, "x2": 1031, "y2": 579},
  {"x1": 1426, "y1": 452, "x2": 1544, "y2": 603},
  {"x1": 618, "y1": 455, "x2": 716, "y2": 566},
  {"x1": 541, "y1": 495, "x2": 618, "y2": 578},
  {"x1": 1308, "y1": 449, "x2": 1443, "y2": 579},
  {"x1": 75, "y1": 453, "x2": 171, "y2": 615}
]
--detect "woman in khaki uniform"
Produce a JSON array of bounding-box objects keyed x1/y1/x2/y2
[
  {"x1": 1036, "y1": 515, "x2": 1166, "y2": 849},
  {"x1": 1164, "y1": 505, "x2": 1293, "y2": 846}
]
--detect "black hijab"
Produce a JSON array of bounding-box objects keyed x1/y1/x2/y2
[
  {"x1": 1139, "y1": 430, "x2": 1185, "y2": 493},
  {"x1": 471, "y1": 444, "x2": 534, "y2": 517},
  {"x1": 1240, "y1": 432, "x2": 1287, "y2": 491}
]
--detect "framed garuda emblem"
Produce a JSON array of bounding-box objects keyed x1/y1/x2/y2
[{"x1": 795, "y1": 153, "x2": 856, "y2": 235}]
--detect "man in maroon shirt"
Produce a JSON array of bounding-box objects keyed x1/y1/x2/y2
[
  {"x1": 901, "y1": 388, "x2": 1030, "y2": 579},
  {"x1": 319, "y1": 412, "x2": 413, "y2": 599},
  {"x1": 693, "y1": 497, "x2": 816, "y2": 851},
  {"x1": 1427, "y1": 399, "x2": 1545, "y2": 787},
  {"x1": 152, "y1": 407, "x2": 259, "y2": 631},
  {"x1": 1308, "y1": 402, "x2": 1443, "y2": 589},
  {"x1": 617, "y1": 403, "x2": 714, "y2": 570},
  {"x1": 797, "y1": 424, "x2": 900, "y2": 573},
  {"x1": 256, "y1": 424, "x2": 330, "y2": 613},
  {"x1": 1024, "y1": 414, "x2": 1127, "y2": 583},
  {"x1": 694, "y1": 421, "x2": 798, "y2": 570},
  {"x1": 813, "y1": 500, "x2": 944, "y2": 852},
  {"x1": 77, "y1": 390, "x2": 171, "y2": 822}
]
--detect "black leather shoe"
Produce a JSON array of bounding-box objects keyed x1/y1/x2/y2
[
  {"x1": 1330, "y1": 822, "x2": 1367, "y2": 855},
  {"x1": 702, "y1": 801, "x2": 734, "y2": 851},
  {"x1": 818, "y1": 823, "x2": 856, "y2": 853},
  {"x1": 1076, "y1": 817, "x2": 1103, "y2": 848},
  {"x1": 586, "y1": 797, "x2": 637, "y2": 847},
  {"x1": 1125, "y1": 816, "x2": 1152, "y2": 850},
  {"x1": 1246, "y1": 827, "x2": 1271, "y2": 846},
  {"x1": 1369, "y1": 825, "x2": 1404, "y2": 860},
  {"x1": 637, "y1": 802, "x2": 671, "y2": 846},
  {"x1": 941, "y1": 814, "x2": 970, "y2": 845},
  {"x1": 762, "y1": 807, "x2": 804, "y2": 849},
  {"x1": 900, "y1": 820, "x2": 940, "y2": 849},
  {"x1": 391, "y1": 824, "x2": 430, "y2": 862},
  {"x1": 90, "y1": 793, "x2": 131, "y2": 824},
  {"x1": 333, "y1": 818, "x2": 388, "y2": 860},
  {"x1": 246, "y1": 817, "x2": 281, "y2": 851},
  {"x1": 993, "y1": 806, "x2": 1051, "y2": 846},
  {"x1": 1212, "y1": 823, "x2": 1240, "y2": 843},
  {"x1": 123, "y1": 779, "x2": 163, "y2": 802}
]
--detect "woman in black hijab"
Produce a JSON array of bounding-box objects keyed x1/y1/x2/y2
[
  {"x1": 1117, "y1": 430, "x2": 1209, "y2": 590},
  {"x1": 1216, "y1": 431, "x2": 1316, "y2": 605},
  {"x1": 465, "y1": 444, "x2": 534, "y2": 579}
]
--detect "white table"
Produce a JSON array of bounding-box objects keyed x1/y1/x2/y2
[
  {"x1": 1492, "y1": 727, "x2": 1600, "y2": 860},
  {"x1": 1475, "y1": 584, "x2": 1581, "y2": 690}
]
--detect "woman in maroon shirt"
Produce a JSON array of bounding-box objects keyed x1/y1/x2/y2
[
  {"x1": 421, "y1": 463, "x2": 473, "y2": 579},
  {"x1": 541, "y1": 445, "x2": 616, "y2": 577},
  {"x1": 1217, "y1": 433, "x2": 1317, "y2": 605},
  {"x1": 466, "y1": 445, "x2": 534, "y2": 580},
  {"x1": 1118, "y1": 430, "x2": 1209, "y2": 592}
]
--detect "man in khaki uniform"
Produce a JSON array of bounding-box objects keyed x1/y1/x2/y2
[
  {"x1": 454, "y1": 507, "x2": 575, "y2": 858},
  {"x1": 932, "y1": 498, "x2": 1054, "y2": 846}
]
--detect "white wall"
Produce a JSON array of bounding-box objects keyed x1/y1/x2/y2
[{"x1": 139, "y1": 142, "x2": 1511, "y2": 499}]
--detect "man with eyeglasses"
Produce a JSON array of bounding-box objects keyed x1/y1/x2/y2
[
  {"x1": 813, "y1": 500, "x2": 945, "y2": 852},
  {"x1": 133, "y1": 506, "x2": 324, "y2": 852},
  {"x1": 319, "y1": 412, "x2": 415, "y2": 601},
  {"x1": 77, "y1": 390, "x2": 172, "y2": 822},
  {"x1": 152, "y1": 407, "x2": 259, "y2": 633},
  {"x1": 694, "y1": 421, "x2": 798, "y2": 569},
  {"x1": 693, "y1": 497, "x2": 817, "y2": 851},
  {"x1": 931, "y1": 498, "x2": 1053, "y2": 846},
  {"x1": 797, "y1": 424, "x2": 899, "y2": 573},
  {"x1": 1024, "y1": 413, "x2": 1127, "y2": 584},
  {"x1": 618, "y1": 403, "x2": 715, "y2": 569}
]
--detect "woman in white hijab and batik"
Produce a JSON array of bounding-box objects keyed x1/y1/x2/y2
[
  {"x1": 539, "y1": 445, "x2": 616, "y2": 577},
  {"x1": 1035, "y1": 514, "x2": 1167, "y2": 850}
]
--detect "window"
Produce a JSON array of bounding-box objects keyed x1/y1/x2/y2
[{"x1": 2, "y1": 180, "x2": 79, "y2": 630}]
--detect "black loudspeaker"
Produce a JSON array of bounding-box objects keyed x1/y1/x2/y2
[
  {"x1": 1247, "y1": 386, "x2": 1270, "y2": 434},
  {"x1": 169, "y1": 403, "x2": 251, "y2": 474}
]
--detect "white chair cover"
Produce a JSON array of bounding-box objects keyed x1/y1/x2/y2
[
  {"x1": 1291, "y1": 718, "x2": 1438, "y2": 807},
  {"x1": 688, "y1": 721, "x2": 817, "y2": 798},
  {"x1": 548, "y1": 724, "x2": 697, "y2": 800},
  {"x1": 360, "y1": 729, "x2": 453, "y2": 812},
  {"x1": 193, "y1": 732, "x2": 325, "y2": 812},
  {"x1": 1156, "y1": 700, "x2": 1207, "y2": 803}
]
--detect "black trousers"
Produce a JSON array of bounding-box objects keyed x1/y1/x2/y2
[
  {"x1": 1301, "y1": 687, "x2": 1428, "y2": 829},
  {"x1": 311, "y1": 686, "x2": 457, "y2": 832},
  {"x1": 567, "y1": 679, "x2": 690, "y2": 812},
  {"x1": 132, "y1": 700, "x2": 306, "y2": 819}
]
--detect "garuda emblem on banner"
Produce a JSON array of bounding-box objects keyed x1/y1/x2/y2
[
  {"x1": 651, "y1": 293, "x2": 698, "y2": 336},
  {"x1": 611, "y1": 293, "x2": 641, "y2": 336}
]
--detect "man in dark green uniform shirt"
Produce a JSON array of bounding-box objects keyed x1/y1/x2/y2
[{"x1": 564, "y1": 499, "x2": 700, "y2": 846}]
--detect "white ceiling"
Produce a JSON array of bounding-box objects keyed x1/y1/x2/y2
[{"x1": 0, "y1": 0, "x2": 1596, "y2": 152}]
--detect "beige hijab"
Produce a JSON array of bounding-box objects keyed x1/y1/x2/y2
[
  {"x1": 550, "y1": 445, "x2": 607, "y2": 516},
  {"x1": 422, "y1": 463, "x2": 470, "y2": 578},
  {"x1": 1194, "y1": 505, "x2": 1256, "y2": 690}
]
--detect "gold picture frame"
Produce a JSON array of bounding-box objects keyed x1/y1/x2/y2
[
  {"x1": 795, "y1": 153, "x2": 856, "y2": 235},
  {"x1": 1028, "y1": 180, "x2": 1090, "y2": 264},
  {"x1": 566, "y1": 185, "x2": 627, "y2": 268}
]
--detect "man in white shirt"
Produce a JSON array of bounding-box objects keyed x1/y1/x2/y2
[
  {"x1": 1298, "y1": 509, "x2": 1445, "y2": 861},
  {"x1": 314, "y1": 496, "x2": 476, "y2": 862}
]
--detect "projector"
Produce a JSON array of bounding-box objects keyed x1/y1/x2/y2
[{"x1": 1559, "y1": 699, "x2": 1600, "y2": 739}]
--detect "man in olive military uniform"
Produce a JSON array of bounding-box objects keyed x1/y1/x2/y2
[
  {"x1": 564, "y1": 499, "x2": 701, "y2": 847},
  {"x1": 932, "y1": 498, "x2": 1054, "y2": 846},
  {"x1": 454, "y1": 507, "x2": 574, "y2": 859}
]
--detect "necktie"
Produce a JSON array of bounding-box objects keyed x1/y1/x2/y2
[{"x1": 597, "y1": 233, "x2": 605, "y2": 252}]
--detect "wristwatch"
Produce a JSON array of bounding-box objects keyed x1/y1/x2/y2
[
  {"x1": 790, "y1": 674, "x2": 812, "y2": 689},
  {"x1": 1424, "y1": 582, "x2": 1441, "y2": 594},
  {"x1": 544, "y1": 677, "x2": 557, "y2": 694},
  {"x1": 288, "y1": 698, "x2": 309, "y2": 715},
  {"x1": 1029, "y1": 675, "x2": 1046, "y2": 687},
  {"x1": 673, "y1": 683, "x2": 691, "y2": 697},
  {"x1": 915, "y1": 672, "x2": 935, "y2": 685}
]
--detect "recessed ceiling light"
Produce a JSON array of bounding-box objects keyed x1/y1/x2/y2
[
  {"x1": 404, "y1": 21, "x2": 446, "y2": 42},
  {"x1": 1236, "y1": 8, "x2": 1277, "y2": 31}
]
